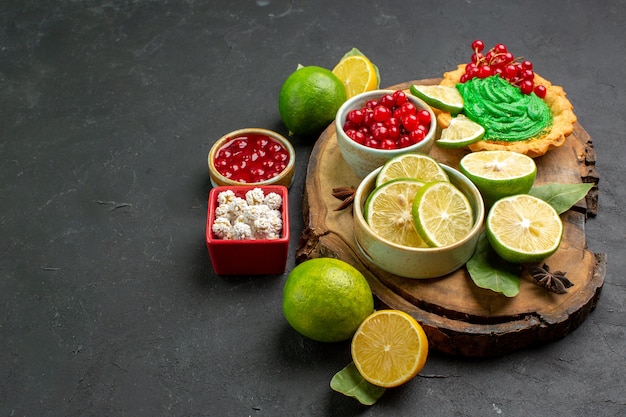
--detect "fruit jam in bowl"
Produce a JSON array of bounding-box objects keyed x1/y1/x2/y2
[
  {"x1": 208, "y1": 128, "x2": 296, "y2": 187},
  {"x1": 336, "y1": 89, "x2": 436, "y2": 178}
]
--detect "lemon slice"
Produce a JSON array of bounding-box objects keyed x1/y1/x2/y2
[
  {"x1": 486, "y1": 194, "x2": 563, "y2": 264},
  {"x1": 332, "y1": 49, "x2": 379, "y2": 98},
  {"x1": 410, "y1": 84, "x2": 464, "y2": 114},
  {"x1": 376, "y1": 153, "x2": 448, "y2": 188},
  {"x1": 351, "y1": 310, "x2": 429, "y2": 388},
  {"x1": 460, "y1": 150, "x2": 537, "y2": 206},
  {"x1": 364, "y1": 178, "x2": 428, "y2": 248},
  {"x1": 412, "y1": 181, "x2": 474, "y2": 247},
  {"x1": 437, "y1": 114, "x2": 485, "y2": 149}
]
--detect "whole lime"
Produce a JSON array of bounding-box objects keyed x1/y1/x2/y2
[
  {"x1": 278, "y1": 66, "x2": 347, "y2": 136},
  {"x1": 282, "y1": 258, "x2": 374, "y2": 343}
]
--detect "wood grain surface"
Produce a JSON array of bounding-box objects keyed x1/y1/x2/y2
[{"x1": 297, "y1": 79, "x2": 605, "y2": 357}]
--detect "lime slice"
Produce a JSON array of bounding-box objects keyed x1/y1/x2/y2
[
  {"x1": 410, "y1": 84, "x2": 464, "y2": 114},
  {"x1": 486, "y1": 194, "x2": 563, "y2": 263},
  {"x1": 364, "y1": 178, "x2": 428, "y2": 248},
  {"x1": 376, "y1": 153, "x2": 448, "y2": 188},
  {"x1": 411, "y1": 181, "x2": 474, "y2": 247},
  {"x1": 460, "y1": 150, "x2": 537, "y2": 206},
  {"x1": 436, "y1": 114, "x2": 485, "y2": 148}
]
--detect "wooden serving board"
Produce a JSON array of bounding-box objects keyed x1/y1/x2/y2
[{"x1": 296, "y1": 79, "x2": 606, "y2": 357}]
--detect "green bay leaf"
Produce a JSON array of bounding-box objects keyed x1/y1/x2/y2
[
  {"x1": 330, "y1": 362, "x2": 386, "y2": 405},
  {"x1": 529, "y1": 182, "x2": 594, "y2": 214},
  {"x1": 466, "y1": 232, "x2": 521, "y2": 297}
]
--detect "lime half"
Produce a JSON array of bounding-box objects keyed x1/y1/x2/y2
[
  {"x1": 460, "y1": 150, "x2": 536, "y2": 206},
  {"x1": 486, "y1": 194, "x2": 563, "y2": 263},
  {"x1": 410, "y1": 84, "x2": 464, "y2": 114},
  {"x1": 364, "y1": 178, "x2": 427, "y2": 248},
  {"x1": 411, "y1": 181, "x2": 474, "y2": 247},
  {"x1": 376, "y1": 153, "x2": 448, "y2": 188}
]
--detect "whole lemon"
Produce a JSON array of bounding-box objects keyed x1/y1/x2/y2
[
  {"x1": 278, "y1": 65, "x2": 347, "y2": 136},
  {"x1": 282, "y1": 258, "x2": 374, "y2": 343}
]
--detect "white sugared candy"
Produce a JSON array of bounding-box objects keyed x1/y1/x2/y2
[{"x1": 212, "y1": 188, "x2": 283, "y2": 240}]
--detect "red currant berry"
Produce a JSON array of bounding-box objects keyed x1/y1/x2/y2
[
  {"x1": 534, "y1": 85, "x2": 547, "y2": 98},
  {"x1": 347, "y1": 109, "x2": 365, "y2": 124},
  {"x1": 504, "y1": 64, "x2": 518, "y2": 80},
  {"x1": 380, "y1": 94, "x2": 395, "y2": 109},
  {"x1": 365, "y1": 99, "x2": 379, "y2": 109},
  {"x1": 521, "y1": 69, "x2": 534, "y2": 81},
  {"x1": 372, "y1": 126, "x2": 388, "y2": 141},
  {"x1": 399, "y1": 102, "x2": 417, "y2": 116},
  {"x1": 373, "y1": 105, "x2": 392, "y2": 122},
  {"x1": 392, "y1": 90, "x2": 407, "y2": 106},
  {"x1": 409, "y1": 128, "x2": 425, "y2": 143},
  {"x1": 478, "y1": 65, "x2": 493, "y2": 78},
  {"x1": 471, "y1": 52, "x2": 485, "y2": 65},
  {"x1": 417, "y1": 109, "x2": 431, "y2": 124},
  {"x1": 521, "y1": 60, "x2": 533, "y2": 70},
  {"x1": 493, "y1": 43, "x2": 508, "y2": 54},
  {"x1": 387, "y1": 125, "x2": 400, "y2": 140},
  {"x1": 381, "y1": 139, "x2": 396, "y2": 150},
  {"x1": 402, "y1": 114, "x2": 419, "y2": 131},
  {"x1": 520, "y1": 80, "x2": 534, "y2": 94},
  {"x1": 398, "y1": 135, "x2": 412, "y2": 149},
  {"x1": 471, "y1": 39, "x2": 485, "y2": 52}
]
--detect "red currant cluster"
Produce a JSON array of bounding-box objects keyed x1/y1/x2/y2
[
  {"x1": 460, "y1": 40, "x2": 547, "y2": 98},
  {"x1": 343, "y1": 91, "x2": 432, "y2": 150}
]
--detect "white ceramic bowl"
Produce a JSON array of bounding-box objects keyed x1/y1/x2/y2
[
  {"x1": 208, "y1": 128, "x2": 295, "y2": 188},
  {"x1": 335, "y1": 89, "x2": 436, "y2": 178},
  {"x1": 353, "y1": 165, "x2": 485, "y2": 279}
]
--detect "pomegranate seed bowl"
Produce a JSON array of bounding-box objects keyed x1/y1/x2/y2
[
  {"x1": 206, "y1": 185, "x2": 290, "y2": 275},
  {"x1": 353, "y1": 165, "x2": 484, "y2": 279},
  {"x1": 335, "y1": 89, "x2": 436, "y2": 178},
  {"x1": 208, "y1": 128, "x2": 296, "y2": 188}
]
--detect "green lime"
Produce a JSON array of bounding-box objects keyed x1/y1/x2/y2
[
  {"x1": 282, "y1": 258, "x2": 374, "y2": 343},
  {"x1": 436, "y1": 114, "x2": 485, "y2": 148},
  {"x1": 278, "y1": 65, "x2": 347, "y2": 136},
  {"x1": 486, "y1": 194, "x2": 563, "y2": 263},
  {"x1": 459, "y1": 150, "x2": 536, "y2": 206},
  {"x1": 411, "y1": 181, "x2": 474, "y2": 247},
  {"x1": 364, "y1": 178, "x2": 427, "y2": 248},
  {"x1": 410, "y1": 84, "x2": 464, "y2": 114}
]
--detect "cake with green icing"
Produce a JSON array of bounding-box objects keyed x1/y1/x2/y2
[{"x1": 437, "y1": 64, "x2": 577, "y2": 158}]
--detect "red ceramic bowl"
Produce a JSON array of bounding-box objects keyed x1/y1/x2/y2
[{"x1": 206, "y1": 185, "x2": 290, "y2": 275}]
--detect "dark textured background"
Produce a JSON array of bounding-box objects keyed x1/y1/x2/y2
[{"x1": 1, "y1": 1, "x2": 624, "y2": 416}]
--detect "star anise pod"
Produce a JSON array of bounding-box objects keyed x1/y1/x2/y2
[
  {"x1": 527, "y1": 263, "x2": 574, "y2": 294},
  {"x1": 332, "y1": 186, "x2": 356, "y2": 211}
]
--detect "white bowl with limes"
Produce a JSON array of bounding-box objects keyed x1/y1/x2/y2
[
  {"x1": 335, "y1": 89, "x2": 436, "y2": 178},
  {"x1": 353, "y1": 164, "x2": 485, "y2": 279}
]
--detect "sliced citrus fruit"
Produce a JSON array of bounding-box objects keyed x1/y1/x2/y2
[
  {"x1": 410, "y1": 84, "x2": 464, "y2": 114},
  {"x1": 412, "y1": 181, "x2": 474, "y2": 247},
  {"x1": 486, "y1": 194, "x2": 563, "y2": 264},
  {"x1": 460, "y1": 150, "x2": 537, "y2": 206},
  {"x1": 436, "y1": 114, "x2": 485, "y2": 148},
  {"x1": 375, "y1": 153, "x2": 448, "y2": 187},
  {"x1": 332, "y1": 49, "x2": 379, "y2": 98},
  {"x1": 351, "y1": 309, "x2": 428, "y2": 388},
  {"x1": 364, "y1": 178, "x2": 427, "y2": 248}
]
